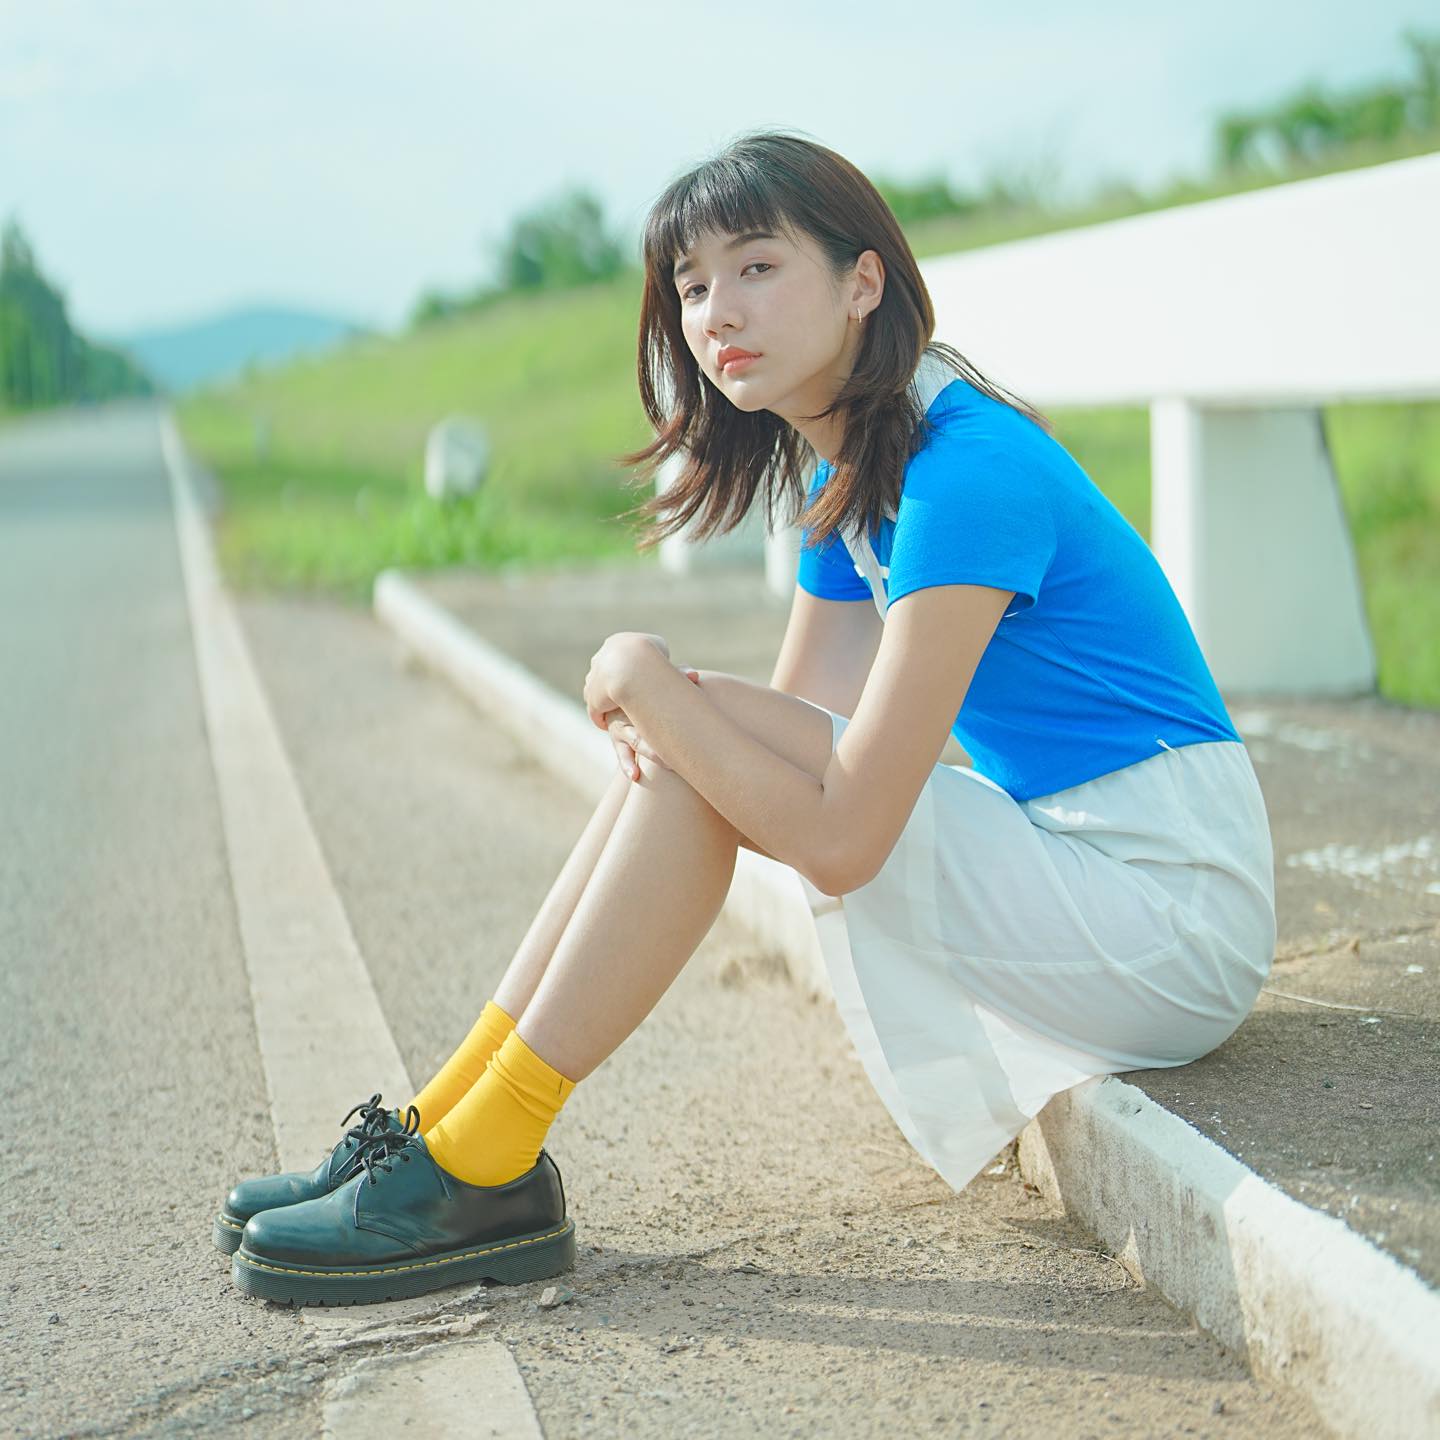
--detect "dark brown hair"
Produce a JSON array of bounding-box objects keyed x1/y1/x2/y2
[{"x1": 613, "y1": 128, "x2": 1053, "y2": 553}]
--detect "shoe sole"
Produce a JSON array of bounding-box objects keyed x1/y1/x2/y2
[
  {"x1": 230, "y1": 1216, "x2": 577, "y2": 1306},
  {"x1": 213, "y1": 1211, "x2": 247, "y2": 1256}
]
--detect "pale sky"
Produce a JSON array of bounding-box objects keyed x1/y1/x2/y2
[{"x1": 1, "y1": 0, "x2": 1432, "y2": 339}]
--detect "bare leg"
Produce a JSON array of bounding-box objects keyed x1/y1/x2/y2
[
  {"x1": 491, "y1": 673, "x2": 827, "y2": 1022},
  {"x1": 513, "y1": 674, "x2": 836, "y2": 1082},
  {"x1": 491, "y1": 765, "x2": 631, "y2": 1021},
  {"x1": 516, "y1": 759, "x2": 739, "y2": 1081}
]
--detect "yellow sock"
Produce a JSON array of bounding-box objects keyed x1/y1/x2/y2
[
  {"x1": 407, "y1": 999, "x2": 517, "y2": 1131},
  {"x1": 424, "y1": 1027, "x2": 577, "y2": 1187}
]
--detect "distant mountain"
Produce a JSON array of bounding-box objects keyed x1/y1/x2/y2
[{"x1": 99, "y1": 304, "x2": 379, "y2": 395}]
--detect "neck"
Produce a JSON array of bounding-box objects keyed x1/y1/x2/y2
[
  {"x1": 773, "y1": 331, "x2": 865, "y2": 462},
  {"x1": 779, "y1": 348, "x2": 947, "y2": 462}
]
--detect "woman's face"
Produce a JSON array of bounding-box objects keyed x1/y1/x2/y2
[{"x1": 672, "y1": 223, "x2": 881, "y2": 443}]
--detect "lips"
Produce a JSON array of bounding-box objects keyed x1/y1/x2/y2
[{"x1": 717, "y1": 347, "x2": 759, "y2": 369}]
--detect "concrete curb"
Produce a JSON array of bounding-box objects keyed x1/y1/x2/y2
[
  {"x1": 372, "y1": 565, "x2": 1440, "y2": 1440},
  {"x1": 1021, "y1": 1080, "x2": 1439, "y2": 1440}
]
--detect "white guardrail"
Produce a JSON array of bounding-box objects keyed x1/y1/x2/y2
[{"x1": 659, "y1": 152, "x2": 1440, "y2": 698}]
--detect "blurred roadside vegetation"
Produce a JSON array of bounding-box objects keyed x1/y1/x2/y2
[
  {"x1": 0, "y1": 221, "x2": 153, "y2": 414},
  {"x1": 8, "y1": 28, "x2": 1436, "y2": 704}
]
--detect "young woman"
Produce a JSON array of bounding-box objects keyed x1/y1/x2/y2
[{"x1": 220, "y1": 130, "x2": 1277, "y2": 1306}]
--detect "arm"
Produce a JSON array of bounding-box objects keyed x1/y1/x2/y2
[
  {"x1": 608, "y1": 582, "x2": 1010, "y2": 896},
  {"x1": 814, "y1": 583, "x2": 1012, "y2": 892},
  {"x1": 768, "y1": 584, "x2": 883, "y2": 718}
]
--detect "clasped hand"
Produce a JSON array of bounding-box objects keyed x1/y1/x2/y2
[{"x1": 582, "y1": 631, "x2": 699, "y2": 782}]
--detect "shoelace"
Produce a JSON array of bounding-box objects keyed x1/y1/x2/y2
[
  {"x1": 338, "y1": 1092, "x2": 395, "y2": 1148},
  {"x1": 357, "y1": 1105, "x2": 443, "y2": 1192},
  {"x1": 326, "y1": 1093, "x2": 406, "y2": 1181}
]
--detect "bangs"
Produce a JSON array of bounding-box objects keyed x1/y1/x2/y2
[{"x1": 643, "y1": 160, "x2": 793, "y2": 282}]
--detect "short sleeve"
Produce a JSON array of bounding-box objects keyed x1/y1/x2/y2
[
  {"x1": 795, "y1": 464, "x2": 872, "y2": 601},
  {"x1": 886, "y1": 432, "x2": 1056, "y2": 613}
]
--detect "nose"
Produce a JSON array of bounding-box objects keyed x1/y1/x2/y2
[{"x1": 698, "y1": 281, "x2": 743, "y2": 340}]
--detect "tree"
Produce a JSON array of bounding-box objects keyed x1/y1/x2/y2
[
  {"x1": 489, "y1": 187, "x2": 625, "y2": 294},
  {"x1": 1212, "y1": 26, "x2": 1440, "y2": 176},
  {"x1": 0, "y1": 217, "x2": 74, "y2": 408},
  {"x1": 872, "y1": 172, "x2": 979, "y2": 225},
  {"x1": 0, "y1": 215, "x2": 152, "y2": 413},
  {"x1": 1401, "y1": 27, "x2": 1440, "y2": 132}
]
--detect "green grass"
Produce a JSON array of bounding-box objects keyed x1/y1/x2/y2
[
  {"x1": 1327, "y1": 401, "x2": 1440, "y2": 707},
  {"x1": 175, "y1": 143, "x2": 1440, "y2": 707},
  {"x1": 177, "y1": 277, "x2": 660, "y2": 605}
]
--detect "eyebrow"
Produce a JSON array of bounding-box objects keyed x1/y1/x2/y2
[{"x1": 673, "y1": 231, "x2": 778, "y2": 281}]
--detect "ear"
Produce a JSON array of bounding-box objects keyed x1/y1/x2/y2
[{"x1": 852, "y1": 248, "x2": 885, "y2": 312}]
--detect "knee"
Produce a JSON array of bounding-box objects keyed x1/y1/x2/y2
[{"x1": 631, "y1": 748, "x2": 687, "y2": 788}]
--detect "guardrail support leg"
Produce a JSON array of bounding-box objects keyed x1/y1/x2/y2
[{"x1": 1149, "y1": 398, "x2": 1376, "y2": 697}]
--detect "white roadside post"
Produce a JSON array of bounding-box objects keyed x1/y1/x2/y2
[
  {"x1": 424, "y1": 416, "x2": 490, "y2": 501},
  {"x1": 655, "y1": 446, "x2": 772, "y2": 575}
]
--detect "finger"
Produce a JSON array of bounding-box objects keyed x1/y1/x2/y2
[
  {"x1": 613, "y1": 737, "x2": 636, "y2": 779},
  {"x1": 635, "y1": 739, "x2": 671, "y2": 769}
]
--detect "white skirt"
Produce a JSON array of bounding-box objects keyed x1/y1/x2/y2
[{"x1": 794, "y1": 707, "x2": 1278, "y2": 1194}]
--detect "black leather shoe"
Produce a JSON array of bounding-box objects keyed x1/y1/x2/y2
[
  {"x1": 212, "y1": 1093, "x2": 412, "y2": 1255},
  {"x1": 230, "y1": 1115, "x2": 575, "y2": 1306}
]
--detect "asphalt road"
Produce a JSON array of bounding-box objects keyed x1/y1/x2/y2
[{"x1": 0, "y1": 400, "x2": 1324, "y2": 1438}]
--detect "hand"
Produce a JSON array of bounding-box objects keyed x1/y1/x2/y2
[
  {"x1": 605, "y1": 673, "x2": 702, "y2": 782},
  {"x1": 582, "y1": 632, "x2": 677, "y2": 734}
]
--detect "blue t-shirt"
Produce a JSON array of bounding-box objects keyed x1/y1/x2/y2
[{"x1": 796, "y1": 374, "x2": 1240, "y2": 801}]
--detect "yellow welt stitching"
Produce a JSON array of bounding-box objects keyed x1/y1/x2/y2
[
  {"x1": 218, "y1": 1216, "x2": 243, "y2": 1231},
  {"x1": 235, "y1": 1224, "x2": 572, "y2": 1279}
]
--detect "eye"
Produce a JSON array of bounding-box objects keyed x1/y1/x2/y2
[{"x1": 681, "y1": 261, "x2": 772, "y2": 301}]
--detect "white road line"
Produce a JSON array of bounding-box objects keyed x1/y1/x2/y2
[
  {"x1": 160, "y1": 410, "x2": 542, "y2": 1439},
  {"x1": 161, "y1": 411, "x2": 411, "y2": 1162},
  {"x1": 323, "y1": 1341, "x2": 542, "y2": 1439}
]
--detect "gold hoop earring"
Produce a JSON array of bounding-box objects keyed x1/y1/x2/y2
[{"x1": 855, "y1": 307, "x2": 863, "y2": 324}]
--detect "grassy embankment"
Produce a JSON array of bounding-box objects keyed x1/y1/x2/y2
[{"x1": 175, "y1": 145, "x2": 1440, "y2": 707}]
